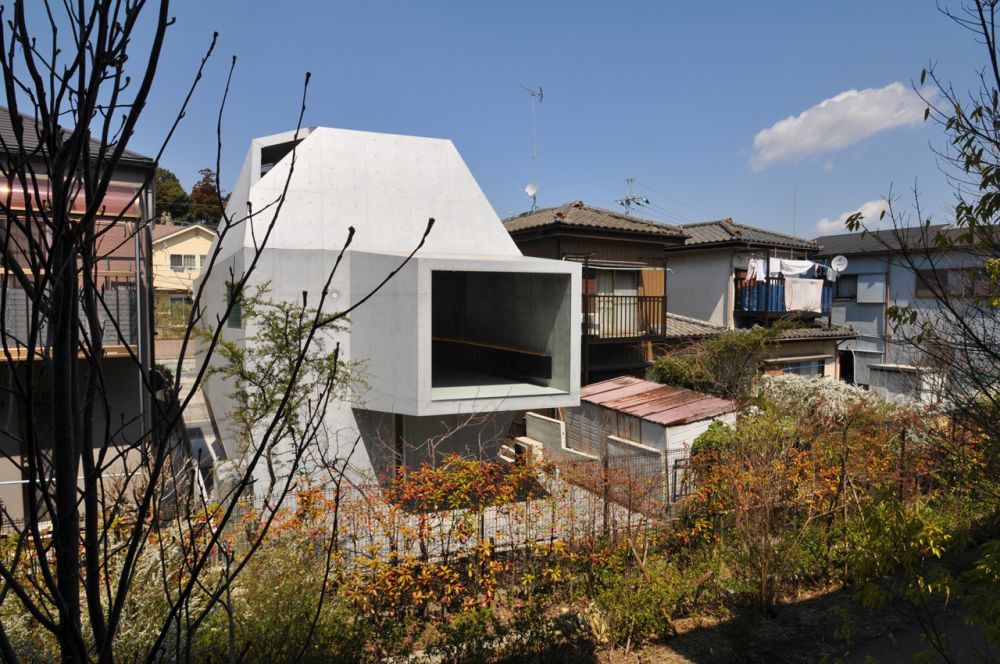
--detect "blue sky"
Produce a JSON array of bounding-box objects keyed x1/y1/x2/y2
[{"x1": 122, "y1": 1, "x2": 984, "y2": 238}]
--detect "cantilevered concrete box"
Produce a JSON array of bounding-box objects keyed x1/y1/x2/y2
[
  {"x1": 199, "y1": 126, "x2": 580, "y2": 479},
  {"x1": 351, "y1": 251, "x2": 579, "y2": 416}
]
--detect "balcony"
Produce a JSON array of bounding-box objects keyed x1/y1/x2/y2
[
  {"x1": 734, "y1": 275, "x2": 832, "y2": 317},
  {"x1": 1, "y1": 273, "x2": 139, "y2": 359},
  {"x1": 582, "y1": 294, "x2": 667, "y2": 340}
]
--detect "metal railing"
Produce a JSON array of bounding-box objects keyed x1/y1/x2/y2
[
  {"x1": 582, "y1": 294, "x2": 667, "y2": 339},
  {"x1": 2, "y1": 280, "x2": 139, "y2": 351},
  {"x1": 733, "y1": 275, "x2": 832, "y2": 315}
]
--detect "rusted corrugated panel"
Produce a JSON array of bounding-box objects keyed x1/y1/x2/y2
[
  {"x1": 582, "y1": 376, "x2": 735, "y2": 427},
  {"x1": 645, "y1": 397, "x2": 735, "y2": 425}
]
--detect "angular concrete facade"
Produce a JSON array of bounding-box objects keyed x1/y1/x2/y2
[{"x1": 199, "y1": 127, "x2": 580, "y2": 486}]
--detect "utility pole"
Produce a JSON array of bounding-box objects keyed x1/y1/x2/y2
[{"x1": 616, "y1": 177, "x2": 649, "y2": 215}]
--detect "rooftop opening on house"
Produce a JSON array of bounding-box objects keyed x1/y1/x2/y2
[{"x1": 431, "y1": 270, "x2": 572, "y2": 401}]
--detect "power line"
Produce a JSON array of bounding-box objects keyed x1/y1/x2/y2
[
  {"x1": 634, "y1": 180, "x2": 721, "y2": 220},
  {"x1": 615, "y1": 177, "x2": 649, "y2": 215}
]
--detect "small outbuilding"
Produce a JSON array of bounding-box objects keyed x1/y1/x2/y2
[{"x1": 522, "y1": 376, "x2": 736, "y2": 506}]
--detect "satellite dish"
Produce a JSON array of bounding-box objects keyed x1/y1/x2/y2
[
  {"x1": 524, "y1": 182, "x2": 539, "y2": 198},
  {"x1": 831, "y1": 255, "x2": 849, "y2": 272}
]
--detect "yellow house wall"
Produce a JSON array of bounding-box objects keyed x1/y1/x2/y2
[{"x1": 152, "y1": 228, "x2": 214, "y2": 299}]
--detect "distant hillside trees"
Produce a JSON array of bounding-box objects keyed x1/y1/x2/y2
[
  {"x1": 154, "y1": 166, "x2": 226, "y2": 227},
  {"x1": 187, "y1": 167, "x2": 226, "y2": 226},
  {"x1": 155, "y1": 167, "x2": 190, "y2": 220}
]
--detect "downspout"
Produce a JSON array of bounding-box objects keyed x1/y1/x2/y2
[
  {"x1": 726, "y1": 251, "x2": 735, "y2": 329},
  {"x1": 136, "y1": 177, "x2": 155, "y2": 438},
  {"x1": 883, "y1": 255, "x2": 891, "y2": 363}
]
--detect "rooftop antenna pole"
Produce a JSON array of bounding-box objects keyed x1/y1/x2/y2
[
  {"x1": 792, "y1": 189, "x2": 797, "y2": 237},
  {"x1": 616, "y1": 177, "x2": 649, "y2": 215},
  {"x1": 520, "y1": 84, "x2": 543, "y2": 211}
]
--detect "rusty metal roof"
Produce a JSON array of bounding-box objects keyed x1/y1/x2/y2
[{"x1": 581, "y1": 376, "x2": 735, "y2": 427}]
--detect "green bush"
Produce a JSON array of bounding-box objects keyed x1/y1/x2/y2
[
  {"x1": 192, "y1": 536, "x2": 374, "y2": 663},
  {"x1": 592, "y1": 559, "x2": 700, "y2": 647}
]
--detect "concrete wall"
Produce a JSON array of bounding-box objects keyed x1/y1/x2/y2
[
  {"x1": 525, "y1": 412, "x2": 565, "y2": 451},
  {"x1": 198, "y1": 127, "x2": 581, "y2": 488},
  {"x1": 350, "y1": 251, "x2": 580, "y2": 416}
]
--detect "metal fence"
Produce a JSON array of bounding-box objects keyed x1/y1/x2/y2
[{"x1": 582, "y1": 294, "x2": 666, "y2": 339}]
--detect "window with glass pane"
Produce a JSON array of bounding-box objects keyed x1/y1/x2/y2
[
  {"x1": 782, "y1": 360, "x2": 825, "y2": 377},
  {"x1": 834, "y1": 274, "x2": 857, "y2": 300},
  {"x1": 170, "y1": 254, "x2": 197, "y2": 271}
]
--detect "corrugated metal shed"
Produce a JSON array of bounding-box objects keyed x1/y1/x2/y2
[{"x1": 582, "y1": 376, "x2": 735, "y2": 426}]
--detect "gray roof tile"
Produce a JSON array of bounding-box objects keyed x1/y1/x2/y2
[
  {"x1": 813, "y1": 225, "x2": 968, "y2": 256},
  {"x1": 504, "y1": 201, "x2": 688, "y2": 240},
  {"x1": 662, "y1": 312, "x2": 726, "y2": 338},
  {"x1": 678, "y1": 219, "x2": 818, "y2": 251},
  {"x1": 0, "y1": 106, "x2": 153, "y2": 166}
]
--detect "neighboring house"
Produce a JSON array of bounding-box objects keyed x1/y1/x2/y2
[
  {"x1": 814, "y1": 226, "x2": 977, "y2": 403},
  {"x1": 518, "y1": 376, "x2": 735, "y2": 508},
  {"x1": 0, "y1": 109, "x2": 155, "y2": 523},
  {"x1": 504, "y1": 201, "x2": 688, "y2": 383},
  {"x1": 665, "y1": 218, "x2": 855, "y2": 379},
  {"x1": 199, "y1": 127, "x2": 580, "y2": 487},
  {"x1": 151, "y1": 222, "x2": 216, "y2": 308},
  {"x1": 505, "y1": 208, "x2": 854, "y2": 382}
]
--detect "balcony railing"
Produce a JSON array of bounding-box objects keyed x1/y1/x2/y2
[
  {"x1": 2, "y1": 276, "x2": 139, "y2": 354},
  {"x1": 734, "y1": 275, "x2": 832, "y2": 316},
  {"x1": 582, "y1": 294, "x2": 667, "y2": 340}
]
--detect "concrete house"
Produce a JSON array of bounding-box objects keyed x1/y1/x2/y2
[
  {"x1": 814, "y1": 226, "x2": 979, "y2": 403},
  {"x1": 198, "y1": 127, "x2": 580, "y2": 487},
  {"x1": 0, "y1": 109, "x2": 155, "y2": 524}
]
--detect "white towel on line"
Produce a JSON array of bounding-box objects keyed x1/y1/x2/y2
[
  {"x1": 779, "y1": 259, "x2": 815, "y2": 276},
  {"x1": 783, "y1": 277, "x2": 823, "y2": 313}
]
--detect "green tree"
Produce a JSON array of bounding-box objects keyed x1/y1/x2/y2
[
  {"x1": 154, "y1": 166, "x2": 190, "y2": 220},
  {"x1": 187, "y1": 167, "x2": 225, "y2": 226},
  {"x1": 648, "y1": 323, "x2": 787, "y2": 402}
]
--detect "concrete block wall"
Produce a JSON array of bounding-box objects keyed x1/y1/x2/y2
[{"x1": 525, "y1": 412, "x2": 564, "y2": 451}]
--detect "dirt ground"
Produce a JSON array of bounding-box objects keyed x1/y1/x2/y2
[{"x1": 594, "y1": 585, "x2": 995, "y2": 664}]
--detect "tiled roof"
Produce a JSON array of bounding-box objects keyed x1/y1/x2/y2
[
  {"x1": 678, "y1": 218, "x2": 818, "y2": 251},
  {"x1": 503, "y1": 201, "x2": 688, "y2": 239},
  {"x1": 776, "y1": 324, "x2": 856, "y2": 340},
  {"x1": 662, "y1": 312, "x2": 725, "y2": 338},
  {"x1": 813, "y1": 225, "x2": 968, "y2": 256},
  {"x1": 0, "y1": 106, "x2": 153, "y2": 166},
  {"x1": 582, "y1": 376, "x2": 736, "y2": 426}
]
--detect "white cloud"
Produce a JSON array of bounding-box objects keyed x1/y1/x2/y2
[
  {"x1": 816, "y1": 199, "x2": 891, "y2": 235},
  {"x1": 750, "y1": 82, "x2": 929, "y2": 171},
  {"x1": 823, "y1": 159, "x2": 834, "y2": 172}
]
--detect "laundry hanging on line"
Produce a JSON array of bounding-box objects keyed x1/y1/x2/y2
[
  {"x1": 779, "y1": 259, "x2": 815, "y2": 276},
  {"x1": 783, "y1": 277, "x2": 824, "y2": 312},
  {"x1": 746, "y1": 258, "x2": 767, "y2": 282}
]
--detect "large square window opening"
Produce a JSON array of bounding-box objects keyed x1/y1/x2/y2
[{"x1": 431, "y1": 271, "x2": 571, "y2": 401}]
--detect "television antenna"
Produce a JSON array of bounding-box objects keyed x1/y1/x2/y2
[
  {"x1": 616, "y1": 177, "x2": 649, "y2": 215},
  {"x1": 520, "y1": 84, "x2": 543, "y2": 211}
]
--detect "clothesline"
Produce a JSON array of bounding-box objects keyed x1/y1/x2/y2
[{"x1": 744, "y1": 257, "x2": 840, "y2": 283}]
